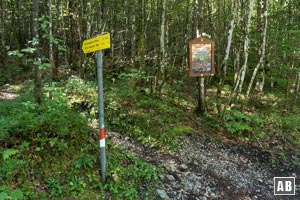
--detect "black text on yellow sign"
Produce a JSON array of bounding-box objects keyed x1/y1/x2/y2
[{"x1": 82, "y1": 33, "x2": 111, "y2": 54}]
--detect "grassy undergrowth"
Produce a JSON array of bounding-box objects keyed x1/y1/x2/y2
[
  {"x1": 0, "y1": 89, "x2": 160, "y2": 200},
  {"x1": 1, "y1": 72, "x2": 299, "y2": 199},
  {"x1": 65, "y1": 75, "x2": 196, "y2": 149},
  {"x1": 65, "y1": 74, "x2": 300, "y2": 163}
]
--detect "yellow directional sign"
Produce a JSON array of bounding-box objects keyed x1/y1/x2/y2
[{"x1": 82, "y1": 33, "x2": 111, "y2": 54}]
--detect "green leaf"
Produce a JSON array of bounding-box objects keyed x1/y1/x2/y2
[
  {"x1": 42, "y1": 33, "x2": 49, "y2": 39},
  {"x1": 49, "y1": 138, "x2": 58, "y2": 147},
  {"x1": 58, "y1": 46, "x2": 67, "y2": 52},
  {"x1": 10, "y1": 189, "x2": 23, "y2": 200},
  {"x1": 38, "y1": 16, "x2": 46, "y2": 21},
  {"x1": 31, "y1": 38, "x2": 39, "y2": 46},
  {"x1": 41, "y1": 22, "x2": 48, "y2": 30},
  {"x1": 21, "y1": 47, "x2": 36, "y2": 53},
  {"x1": 0, "y1": 192, "x2": 9, "y2": 200},
  {"x1": 257, "y1": 132, "x2": 266, "y2": 138},
  {"x1": 51, "y1": 38, "x2": 59, "y2": 45},
  {"x1": 8, "y1": 50, "x2": 24, "y2": 58},
  {"x1": 33, "y1": 61, "x2": 42, "y2": 66},
  {"x1": 2, "y1": 149, "x2": 19, "y2": 160},
  {"x1": 39, "y1": 63, "x2": 51, "y2": 70},
  {"x1": 20, "y1": 141, "x2": 30, "y2": 150}
]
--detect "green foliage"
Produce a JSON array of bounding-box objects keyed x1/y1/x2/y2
[
  {"x1": 169, "y1": 123, "x2": 193, "y2": 137},
  {"x1": 6, "y1": 16, "x2": 66, "y2": 77},
  {"x1": 265, "y1": 111, "x2": 300, "y2": 148},
  {"x1": 2, "y1": 149, "x2": 19, "y2": 161},
  {"x1": 75, "y1": 154, "x2": 96, "y2": 170},
  {"x1": 0, "y1": 189, "x2": 24, "y2": 200},
  {"x1": 0, "y1": 83, "x2": 161, "y2": 199},
  {"x1": 223, "y1": 109, "x2": 264, "y2": 138},
  {"x1": 8, "y1": 47, "x2": 50, "y2": 71},
  {"x1": 0, "y1": 157, "x2": 25, "y2": 182},
  {"x1": 38, "y1": 16, "x2": 66, "y2": 52},
  {"x1": 223, "y1": 110, "x2": 251, "y2": 134},
  {"x1": 0, "y1": 90, "x2": 89, "y2": 146},
  {"x1": 7, "y1": 50, "x2": 25, "y2": 58},
  {"x1": 105, "y1": 75, "x2": 194, "y2": 146},
  {"x1": 46, "y1": 178, "x2": 63, "y2": 197},
  {"x1": 67, "y1": 175, "x2": 87, "y2": 196},
  {"x1": 65, "y1": 76, "x2": 98, "y2": 116},
  {"x1": 64, "y1": 75, "x2": 194, "y2": 147},
  {"x1": 0, "y1": 64, "x2": 29, "y2": 85},
  {"x1": 104, "y1": 146, "x2": 161, "y2": 199},
  {"x1": 119, "y1": 68, "x2": 154, "y2": 81}
]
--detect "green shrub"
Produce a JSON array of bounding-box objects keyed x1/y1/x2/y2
[
  {"x1": 0, "y1": 83, "x2": 161, "y2": 199},
  {"x1": 0, "y1": 188, "x2": 24, "y2": 200},
  {"x1": 0, "y1": 90, "x2": 90, "y2": 146},
  {"x1": 223, "y1": 109, "x2": 264, "y2": 138},
  {"x1": 46, "y1": 178, "x2": 63, "y2": 197}
]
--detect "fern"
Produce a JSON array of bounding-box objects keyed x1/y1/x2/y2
[{"x1": 2, "y1": 149, "x2": 19, "y2": 161}]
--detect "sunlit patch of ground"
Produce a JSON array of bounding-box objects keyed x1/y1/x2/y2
[
  {"x1": 0, "y1": 91, "x2": 18, "y2": 100},
  {"x1": 0, "y1": 84, "x2": 20, "y2": 100}
]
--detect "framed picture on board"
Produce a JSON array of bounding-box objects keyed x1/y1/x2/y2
[{"x1": 188, "y1": 37, "x2": 215, "y2": 77}]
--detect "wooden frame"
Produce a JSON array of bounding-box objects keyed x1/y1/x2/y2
[{"x1": 188, "y1": 36, "x2": 215, "y2": 77}]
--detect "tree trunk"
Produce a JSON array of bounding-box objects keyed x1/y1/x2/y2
[
  {"x1": 48, "y1": 0, "x2": 55, "y2": 99},
  {"x1": 0, "y1": 0, "x2": 5, "y2": 65},
  {"x1": 243, "y1": 0, "x2": 268, "y2": 108},
  {"x1": 138, "y1": 0, "x2": 146, "y2": 87},
  {"x1": 33, "y1": 0, "x2": 42, "y2": 104},
  {"x1": 157, "y1": 0, "x2": 166, "y2": 95},
  {"x1": 195, "y1": 0, "x2": 206, "y2": 114},
  {"x1": 130, "y1": 0, "x2": 137, "y2": 67},
  {"x1": 67, "y1": 0, "x2": 78, "y2": 70},
  {"x1": 235, "y1": 0, "x2": 254, "y2": 102},
  {"x1": 291, "y1": 72, "x2": 300, "y2": 110},
  {"x1": 217, "y1": 0, "x2": 238, "y2": 114}
]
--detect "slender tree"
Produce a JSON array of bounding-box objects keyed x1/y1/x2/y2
[
  {"x1": 48, "y1": 0, "x2": 55, "y2": 98},
  {"x1": 157, "y1": 0, "x2": 166, "y2": 95},
  {"x1": 227, "y1": 0, "x2": 254, "y2": 106},
  {"x1": 217, "y1": 0, "x2": 239, "y2": 114},
  {"x1": 32, "y1": 0, "x2": 42, "y2": 104},
  {"x1": 243, "y1": 0, "x2": 268, "y2": 108},
  {"x1": 235, "y1": 0, "x2": 255, "y2": 101}
]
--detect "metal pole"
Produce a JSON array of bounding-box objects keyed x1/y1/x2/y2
[{"x1": 96, "y1": 50, "x2": 106, "y2": 182}]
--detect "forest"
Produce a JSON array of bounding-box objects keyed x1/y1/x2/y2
[{"x1": 0, "y1": 0, "x2": 300, "y2": 199}]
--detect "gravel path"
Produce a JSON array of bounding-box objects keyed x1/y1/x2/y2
[{"x1": 108, "y1": 131, "x2": 299, "y2": 200}]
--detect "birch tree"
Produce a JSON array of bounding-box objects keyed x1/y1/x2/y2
[
  {"x1": 243, "y1": 0, "x2": 268, "y2": 107},
  {"x1": 217, "y1": 0, "x2": 239, "y2": 114},
  {"x1": 230, "y1": 0, "x2": 255, "y2": 103}
]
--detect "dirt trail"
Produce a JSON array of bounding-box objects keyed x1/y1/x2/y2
[
  {"x1": 108, "y1": 131, "x2": 299, "y2": 200},
  {"x1": 0, "y1": 85, "x2": 18, "y2": 100},
  {"x1": 0, "y1": 91, "x2": 18, "y2": 100}
]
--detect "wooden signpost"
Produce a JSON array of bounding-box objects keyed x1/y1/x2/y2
[
  {"x1": 188, "y1": 35, "x2": 215, "y2": 114},
  {"x1": 82, "y1": 33, "x2": 111, "y2": 182},
  {"x1": 188, "y1": 36, "x2": 215, "y2": 77}
]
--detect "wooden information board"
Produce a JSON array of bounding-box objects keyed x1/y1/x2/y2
[{"x1": 188, "y1": 36, "x2": 215, "y2": 77}]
